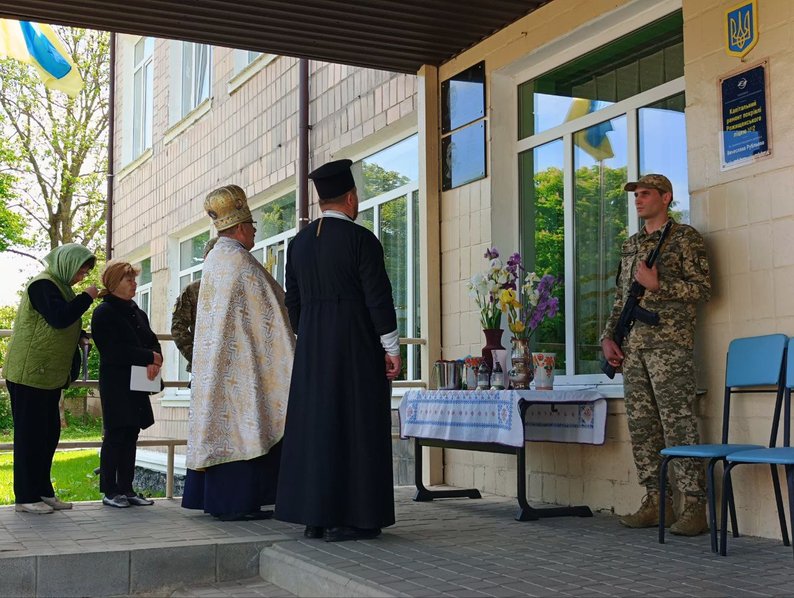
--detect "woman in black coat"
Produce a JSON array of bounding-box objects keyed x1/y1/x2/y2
[{"x1": 91, "y1": 259, "x2": 163, "y2": 508}]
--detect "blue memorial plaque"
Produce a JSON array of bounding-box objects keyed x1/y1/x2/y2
[{"x1": 720, "y1": 62, "x2": 769, "y2": 169}]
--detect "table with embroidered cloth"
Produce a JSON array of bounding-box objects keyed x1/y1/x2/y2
[{"x1": 398, "y1": 388, "x2": 606, "y2": 521}]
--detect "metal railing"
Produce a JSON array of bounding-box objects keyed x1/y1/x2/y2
[
  {"x1": 0, "y1": 330, "x2": 427, "y2": 500},
  {"x1": 0, "y1": 438, "x2": 186, "y2": 498}
]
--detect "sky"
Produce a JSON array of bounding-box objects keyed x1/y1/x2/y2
[
  {"x1": 0, "y1": 251, "x2": 42, "y2": 307},
  {"x1": 532, "y1": 94, "x2": 690, "y2": 219}
]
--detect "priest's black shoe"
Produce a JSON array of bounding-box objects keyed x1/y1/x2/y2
[
  {"x1": 323, "y1": 526, "x2": 381, "y2": 542},
  {"x1": 304, "y1": 525, "x2": 324, "y2": 539}
]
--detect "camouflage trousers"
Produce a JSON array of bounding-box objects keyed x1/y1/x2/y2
[{"x1": 623, "y1": 346, "x2": 706, "y2": 497}]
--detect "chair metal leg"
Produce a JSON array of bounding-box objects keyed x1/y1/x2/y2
[
  {"x1": 786, "y1": 465, "x2": 794, "y2": 564},
  {"x1": 659, "y1": 456, "x2": 671, "y2": 544},
  {"x1": 706, "y1": 458, "x2": 718, "y2": 553},
  {"x1": 725, "y1": 459, "x2": 740, "y2": 538},
  {"x1": 720, "y1": 463, "x2": 736, "y2": 556},
  {"x1": 771, "y1": 463, "x2": 791, "y2": 547}
]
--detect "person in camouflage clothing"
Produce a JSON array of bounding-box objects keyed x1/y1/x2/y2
[
  {"x1": 600, "y1": 174, "x2": 711, "y2": 537},
  {"x1": 171, "y1": 238, "x2": 217, "y2": 372}
]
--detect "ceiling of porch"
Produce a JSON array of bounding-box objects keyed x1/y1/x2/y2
[{"x1": 0, "y1": 0, "x2": 549, "y2": 73}]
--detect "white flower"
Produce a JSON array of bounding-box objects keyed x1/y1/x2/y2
[
  {"x1": 526, "y1": 289, "x2": 540, "y2": 306},
  {"x1": 486, "y1": 278, "x2": 499, "y2": 294}
]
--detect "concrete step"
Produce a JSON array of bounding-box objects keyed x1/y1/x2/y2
[
  {"x1": 260, "y1": 543, "x2": 399, "y2": 597},
  {"x1": 2, "y1": 537, "x2": 280, "y2": 597}
]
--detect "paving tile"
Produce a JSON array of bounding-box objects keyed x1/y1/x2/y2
[{"x1": 5, "y1": 488, "x2": 794, "y2": 597}]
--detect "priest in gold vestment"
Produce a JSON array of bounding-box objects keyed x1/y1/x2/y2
[{"x1": 182, "y1": 185, "x2": 295, "y2": 521}]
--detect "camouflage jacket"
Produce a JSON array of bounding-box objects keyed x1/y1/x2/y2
[
  {"x1": 600, "y1": 221, "x2": 711, "y2": 350},
  {"x1": 171, "y1": 280, "x2": 200, "y2": 372}
]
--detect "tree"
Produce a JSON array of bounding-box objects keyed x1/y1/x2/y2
[
  {"x1": 0, "y1": 26, "x2": 109, "y2": 255},
  {"x1": 0, "y1": 140, "x2": 30, "y2": 253}
]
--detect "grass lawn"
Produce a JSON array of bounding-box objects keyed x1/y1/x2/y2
[
  {"x1": 0, "y1": 412, "x2": 165, "y2": 505},
  {"x1": 0, "y1": 449, "x2": 102, "y2": 505}
]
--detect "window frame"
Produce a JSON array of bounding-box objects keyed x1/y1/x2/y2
[
  {"x1": 131, "y1": 36, "x2": 154, "y2": 159},
  {"x1": 175, "y1": 229, "x2": 211, "y2": 382},
  {"x1": 134, "y1": 256, "x2": 153, "y2": 319},
  {"x1": 249, "y1": 190, "x2": 298, "y2": 288},
  {"x1": 358, "y1": 181, "x2": 420, "y2": 382},
  {"x1": 514, "y1": 10, "x2": 685, "y2": 387},
  {"x1": 179, "y1": 41, "x2": 212, "y2": 119}
]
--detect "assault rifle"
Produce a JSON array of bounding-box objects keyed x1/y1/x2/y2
[{"x1": 601, "y1": 219, "x2": 673, "y2": 379}]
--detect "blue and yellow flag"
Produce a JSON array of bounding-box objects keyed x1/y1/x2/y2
[
  {"x1": 566, "y1": 98, "x2": 614, "y2": 162},
  {"x1": 0, "y1": 19, "x2": 84, "y2": 97}
]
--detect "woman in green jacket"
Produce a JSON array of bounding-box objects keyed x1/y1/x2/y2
[{"x1": 3, "y1": 243, "x2": 98, "y2": 514}]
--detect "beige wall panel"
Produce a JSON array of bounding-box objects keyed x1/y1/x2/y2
[{"x1": 434, "y1": 0, "x2": 794, "y2": 539}]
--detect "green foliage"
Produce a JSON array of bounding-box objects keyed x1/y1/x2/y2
[
  {"x1": 0, "y1": 26, "x2": 109, "y2": 252},
  {"x1": 61, "y1": 410, "x2": 103, "y2": 440},
  {"x1": 0, "y1": 304, "x2": 16, "y2": 368},
  {"x1": 0, "y1": 390, "x2": 10, "y2": 433},
  {"x1": 0, "y1": 408, "x2": 102, "y2": 443},
  {"x1": 526, "y1": 163, "x2": 632, "y2": 371},
  {"x1": 362, "y1": 162, "x2": 410, "y2": 200}
]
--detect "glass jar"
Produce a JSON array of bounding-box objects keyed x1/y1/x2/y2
[{"x1": 476, "y1": 361, "x2": 491, "y2": 390}]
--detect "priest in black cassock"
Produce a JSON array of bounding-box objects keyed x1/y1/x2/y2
[{"x1": 275, "y1": 159, "x2": 402, "y2": 543}]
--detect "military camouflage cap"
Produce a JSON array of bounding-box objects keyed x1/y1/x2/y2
[{"x1": 624, "y1": 174, "x2": 673, "y2": 196}]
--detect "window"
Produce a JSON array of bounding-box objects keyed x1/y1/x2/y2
[
  {"x1": 352, "y1": 135, "x2": 421, "y2": 381},
  {"x1": 132, "y1": 37, "x2": 153, "y2": 159},
  {"x1": 242, "y1": 51, "x2": 261, "y2": 68},
  {"x1": 180, "y1": 42, "x2": 211, "y2": 118},
  {"x1": 250, "y1": 191, "x2": 297, "y2": 288},
  {"x1": 177, "y1": 231, "x2": 210, "y2": 381},
  {"x1": 135, "y1": 258, "x2": 152, "y2": 318},
  {"x1": 517, "y1": 12, "x2": 686, "y2": 380}
]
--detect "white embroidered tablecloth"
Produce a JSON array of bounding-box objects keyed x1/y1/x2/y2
[{"x1": 399, "y1": 389, "x2": 607, "y2": 447}]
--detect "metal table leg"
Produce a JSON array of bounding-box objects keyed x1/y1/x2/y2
[{"x1": 413, "y1": 438, "x2": 481, "y2": 501}]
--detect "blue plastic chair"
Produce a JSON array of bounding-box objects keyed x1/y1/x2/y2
[
  {"x1": 658, "y1": 333, "x2": 789, "y2": 553},
  {"x1": 720, "y1": 342, "x2": 794, "y2": 558}
]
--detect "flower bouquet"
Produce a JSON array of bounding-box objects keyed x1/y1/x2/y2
[
  {"x1": 495, "y1": 252, "x2": 561, "y2": 389},
  {"x1": 466, "y1": 247, "x2": 516, "y2": 330}
]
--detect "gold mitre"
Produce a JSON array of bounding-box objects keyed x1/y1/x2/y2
[{"x1": 204, "y1": 184, "x2": 252, "y2": 232}]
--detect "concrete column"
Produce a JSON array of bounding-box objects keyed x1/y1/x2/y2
[{"x1": 417, "y1": 64, "x2": 443, "y2": 486}]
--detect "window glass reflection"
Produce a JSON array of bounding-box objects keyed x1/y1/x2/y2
[
  {"x1": 441, "y1": 121, "x2": 486, "y2": 191},
  {"x1": 519, "y1": 139, "x2": 565, "y2": 369},
  {"x1": 253, "y1": 191, "x2": 296, "y2": 243},
  {"x1": 179, "y1": 231, "x2": 209, "y2": 271},
  {"x1": 639, "y1": 94, "x2": 689, "y2": 223},
  {"x1": 352, "y1": 135, "x2": 418, "y2": 201},
  {"x1": 518, "y1": 12, "x2": 683, "y2": 139},
  {"x1": 573, "y1": 115, "x2": 628, "y2": 374},
  {"x1": 441, "y1": 61, "x2": 485, "y2": 133},
  {"x1": 357, "y1": 208, "x2": 374, "y2": 233}
]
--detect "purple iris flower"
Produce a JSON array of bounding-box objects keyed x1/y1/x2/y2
[{"x1": 484, "y1": 247, "x2": 499, "y2": 260}]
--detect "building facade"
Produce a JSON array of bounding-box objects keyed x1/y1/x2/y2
[
  {"x1": 111, "y1": 39, "x2": 421, "y2": 477},
  {"x1": 111, "y1": 0, "x2": 792, "y2": 539}
]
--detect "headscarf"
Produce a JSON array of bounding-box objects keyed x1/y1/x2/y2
[
  {"x1": 40, "y1": 243, "x2": 96, "y2": 300},
  {"x1": 99, "y1": 259, "x2": 140, "y2": 298}
]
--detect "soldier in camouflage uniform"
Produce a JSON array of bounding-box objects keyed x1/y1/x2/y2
[
  {"x1": 600, "y1": 174, "x2": 711, "y2": 537},
  {"x1": 171, "y1": 238, "x2": 217, "y2": 372}
]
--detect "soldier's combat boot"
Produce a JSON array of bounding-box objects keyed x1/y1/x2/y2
[
  {"x1": 670, "y1": 497, "x2": 708, "y2": 536},
  {"x1": 619, "y1": 491, "x2": 675, "y2": 528}
]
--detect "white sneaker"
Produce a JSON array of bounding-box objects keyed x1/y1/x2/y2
[
  {"x1": 15, "y1": 501, "x2": 54, "y2": 514},
  {"x1": 41, "y1": 496, "x2": 73, "y2": 510},
  {"x1": 102, "y1": 494, "x2": 130, "y2": 508}
]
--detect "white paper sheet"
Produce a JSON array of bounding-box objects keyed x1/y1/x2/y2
[{"x1": 130, "y1": 365, "x2": 161, "y2": 393}]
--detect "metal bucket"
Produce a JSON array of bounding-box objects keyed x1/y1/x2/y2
[{"x1": 433, "y1": 360, "x2": 461, "y2": 390}]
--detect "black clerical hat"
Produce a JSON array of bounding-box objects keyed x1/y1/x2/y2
[{"x1": 308, "y1": 159, "x2": 355, "y2": 200}]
